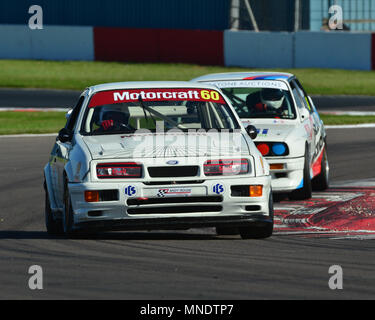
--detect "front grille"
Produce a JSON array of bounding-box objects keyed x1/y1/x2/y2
[
  {"x1": 127, "y1": 196, "x2": 223, "y2": 206},
  {"x1": 143, "y1": 180, "x2": 205, "y2": 185},
  {"x1": 148, "y1": 166, "x2": 199, "y2": 178},
  {"x1": 98, "y1": 190, "x2": 119, "y2": 201},
  {"x1": 127, "y1": 205, "x2": 222, "y2": 215}
]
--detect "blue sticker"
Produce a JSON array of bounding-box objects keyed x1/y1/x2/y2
[
  {"x1": 256, "y1": 129, "x2": 269, "y2": 135},
  {"x1": 213, "y1": 183, "x2": 224, "y2": 195},
  {"x1": 125, "y1": 185, "x2": 136, "y2": 196}
]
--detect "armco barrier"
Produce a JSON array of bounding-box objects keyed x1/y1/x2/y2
[
  {"x1": 94, "y1": 28, "x2": 224, "y2": 65},
  {"x1": 0, "y1": 25, "x2": 94, "y2": 61},
  {"x1": 294, "y1": 31, "x2": 372, "y2": 70},
  {"x1": 0, "y1": 24, "x2": 374, "y2": 71},
  {"x1": 224, "y1": 30, "x2": 294, "y2": 68},
  {"x1": 224, "y1": 30, "x2": 373, "y2": 71}
]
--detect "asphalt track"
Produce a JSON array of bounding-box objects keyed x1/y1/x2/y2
[{"x1": 0, "y1": 126, "x2": 375, "y2": 300}]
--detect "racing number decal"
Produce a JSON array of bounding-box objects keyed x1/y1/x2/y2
[{"x1": 200, "y1": 90, "x2": 220, "y2": 101}]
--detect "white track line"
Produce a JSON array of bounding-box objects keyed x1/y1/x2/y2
[
  {"x1": 321, "y1": 111, "x2": 375, "y2": 116},
  {"x1": 0, "y1": 133, "x2": 57, "y2": 138},
  {"x1": 325, "y1": 123, "x2": 375, "y2": 129},
  {"x1": 0, "y1": 107, "x2": 68, "y2": 112},
  {"x1": 331, "y1": 179, "x2": 375, "y2": 187}
]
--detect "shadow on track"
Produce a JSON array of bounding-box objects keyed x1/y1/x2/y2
[{"x1": 0, "y1": 230, "x2": 241, "y2": 241}]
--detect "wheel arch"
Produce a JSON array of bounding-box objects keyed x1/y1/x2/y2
[{"x1": 43, "y1": 163, "x2": 59, "y2": 211}]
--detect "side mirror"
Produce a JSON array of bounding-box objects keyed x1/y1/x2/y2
[
  {"x1": 58, "y1": 128, "x2": 73, "y2": 143},
  {"x1": 246, "y1": 125, "x2": 258, "y2": 140}
]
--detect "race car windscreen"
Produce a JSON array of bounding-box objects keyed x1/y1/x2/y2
[
  {"x1": 220, "y1": 86, "x2": 297, "y2": 120},
  {"x1": 82, "y1": 88, "x2": 240, "y2": 134}
]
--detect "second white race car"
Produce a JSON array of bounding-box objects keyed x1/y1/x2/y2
[{"x1": 192, "y1": 72, "x2": 329, "y2": 200}]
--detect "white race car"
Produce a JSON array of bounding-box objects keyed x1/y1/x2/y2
[
  {"x1": 192, "y1": 72, "x2": 329, "y2": 200},
  {"x1": 44, "y1": 81, "x2": 273, "y2": 239}
]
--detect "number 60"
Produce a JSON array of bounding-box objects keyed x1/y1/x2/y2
[{"x1": 201, "y1": 90, "x2": 220, "y2": 101}]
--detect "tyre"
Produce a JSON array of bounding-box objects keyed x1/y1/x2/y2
[
  {"x1": 239, "y1": 192, "x2": 274, "y2": 239},
  {"x1": 45, "y1": 186, "x2": 63, "y2": 236},
  {"x1": 312, "y1": 148, "x2": 329, "y2": 191},
  {"x1": 62, "y1": 181, "x2": 76, "y2": 237},
  {"x1": 289, "y1": 147, "x2": 312, "y2": 200}
]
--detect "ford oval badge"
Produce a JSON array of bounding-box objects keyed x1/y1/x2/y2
[{"x1": 166, "y1": 160, "x2": 179, "y2": 165}]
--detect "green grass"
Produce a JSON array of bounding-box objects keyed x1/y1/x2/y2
[
  {"x1": 0, "y1": 111, "x2": 66, "y2": 135},
  {"x1": 0, "y1": 111, "x2": 374, "y2": 135},
  {"x1": 1, "y1": 59, "x2": 375, "y2": 95},
  {"x1": 320, "y1": 114, "x2": 375, "y2": 125}
]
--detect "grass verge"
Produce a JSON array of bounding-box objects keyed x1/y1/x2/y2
[
  {"x1": 0, "y1": 111, "x2": 374, "y2": 135},
  {"x1": 1, "y1": 60, "x2": 375, "y2": 95}
]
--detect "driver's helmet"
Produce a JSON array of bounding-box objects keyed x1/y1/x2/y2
[
  {"x1": 95, "y1": 105, "x2": 129, "y2": 125},
  {"x1": 260, "y1": 89, "x2": 285, "y2": 110},
  {"x1": 102, "y1": 110, "x2": 129, "y2": 123}
]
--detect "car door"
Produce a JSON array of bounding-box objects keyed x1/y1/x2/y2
[
  {"x1": 53, "y1": 96, "x2": 85, "y2": 207},
  {"x1": 289, "y1": 79, "x2": 316, "y2": 166},
  {"x1": 293, "y1": 78, "x2": 321, "y2": 134}
]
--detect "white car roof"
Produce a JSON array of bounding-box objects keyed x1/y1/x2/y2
[
  {"x1": 191, "y1": 72, "x2": 294, "y2": 82},
  {"x1": 87, "y1": 81, "x2": 222, "y2": 94}
]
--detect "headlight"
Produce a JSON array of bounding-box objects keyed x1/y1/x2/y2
[
  {"x1": 204, "y1": 159, "x2": 249, "y2": 176},
  {"x1": 96, "y1": 162, "x2": 142, "y2": 179}
]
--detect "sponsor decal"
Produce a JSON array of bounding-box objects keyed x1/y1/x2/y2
[
  {"x1": 256, "y1": 128, "x2": 269, "y2": 137},
  {"x1": 206, "y1": 80, "x2": 288, "y2": 91},
  {"x1": 157, "y1": 187, "x2": 192, "y2": 198},
  {"x1": 304, "y1": 123, "x2": 313, "y2": 140},
  {"x1": 213, "y1": 183, "x2": 224, "y2": 195},
  {"x1": 241, "y1": 120, "x2": 251, "y2": 125},
  {"x1": 89, "y1": 88, "x2": 225, "y2": 108},
  {"x1": 125, "y1": 185, "x2": 137, "y2": 196}
]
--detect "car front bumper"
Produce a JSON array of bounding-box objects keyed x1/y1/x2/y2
[
  {"x1": 267, "y1": 156, "x2": 305, "y2": 193},
  {"x1": 68, "y1": 175, "x2": 272, "y2": 231}
]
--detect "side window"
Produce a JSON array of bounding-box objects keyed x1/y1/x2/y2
[
  {"x1": 292, "y1": 79, "x2": 312, "y2": 113},
  {"x1": 289, "y1": 81, "x2": 306, "y2": 111},
  {"x1": 66, "y1": 96, "x2": 85, "y2": 131}
]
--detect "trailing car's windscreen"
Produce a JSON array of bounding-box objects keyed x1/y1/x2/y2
[
  {"x1": 216, "y1": 83, "x2": 297, "y2": 120},
  {"x1": 82, "y1": 88, "x2": 240, "y2": 134}
]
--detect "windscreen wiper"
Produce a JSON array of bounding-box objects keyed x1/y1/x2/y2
[{"x1": 138, "y1": 96, "x2": 156, "y2": 126}]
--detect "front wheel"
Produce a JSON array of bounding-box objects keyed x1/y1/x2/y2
[
  {"x1": 45, "y1": 186, "x2": 63, "y2": 236},
  {"x1": 289, "y1": 148, "x2": 312, "y2": 200},
  {"x1": 312, "y1": 148, "x2": 329, "y2": 191},
  {"x1": 62, "y1": 182, "x2": 76, "y2": 237},
  {"x1": 239, "y1": 193, "x2": 274, "y2": 239}
]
